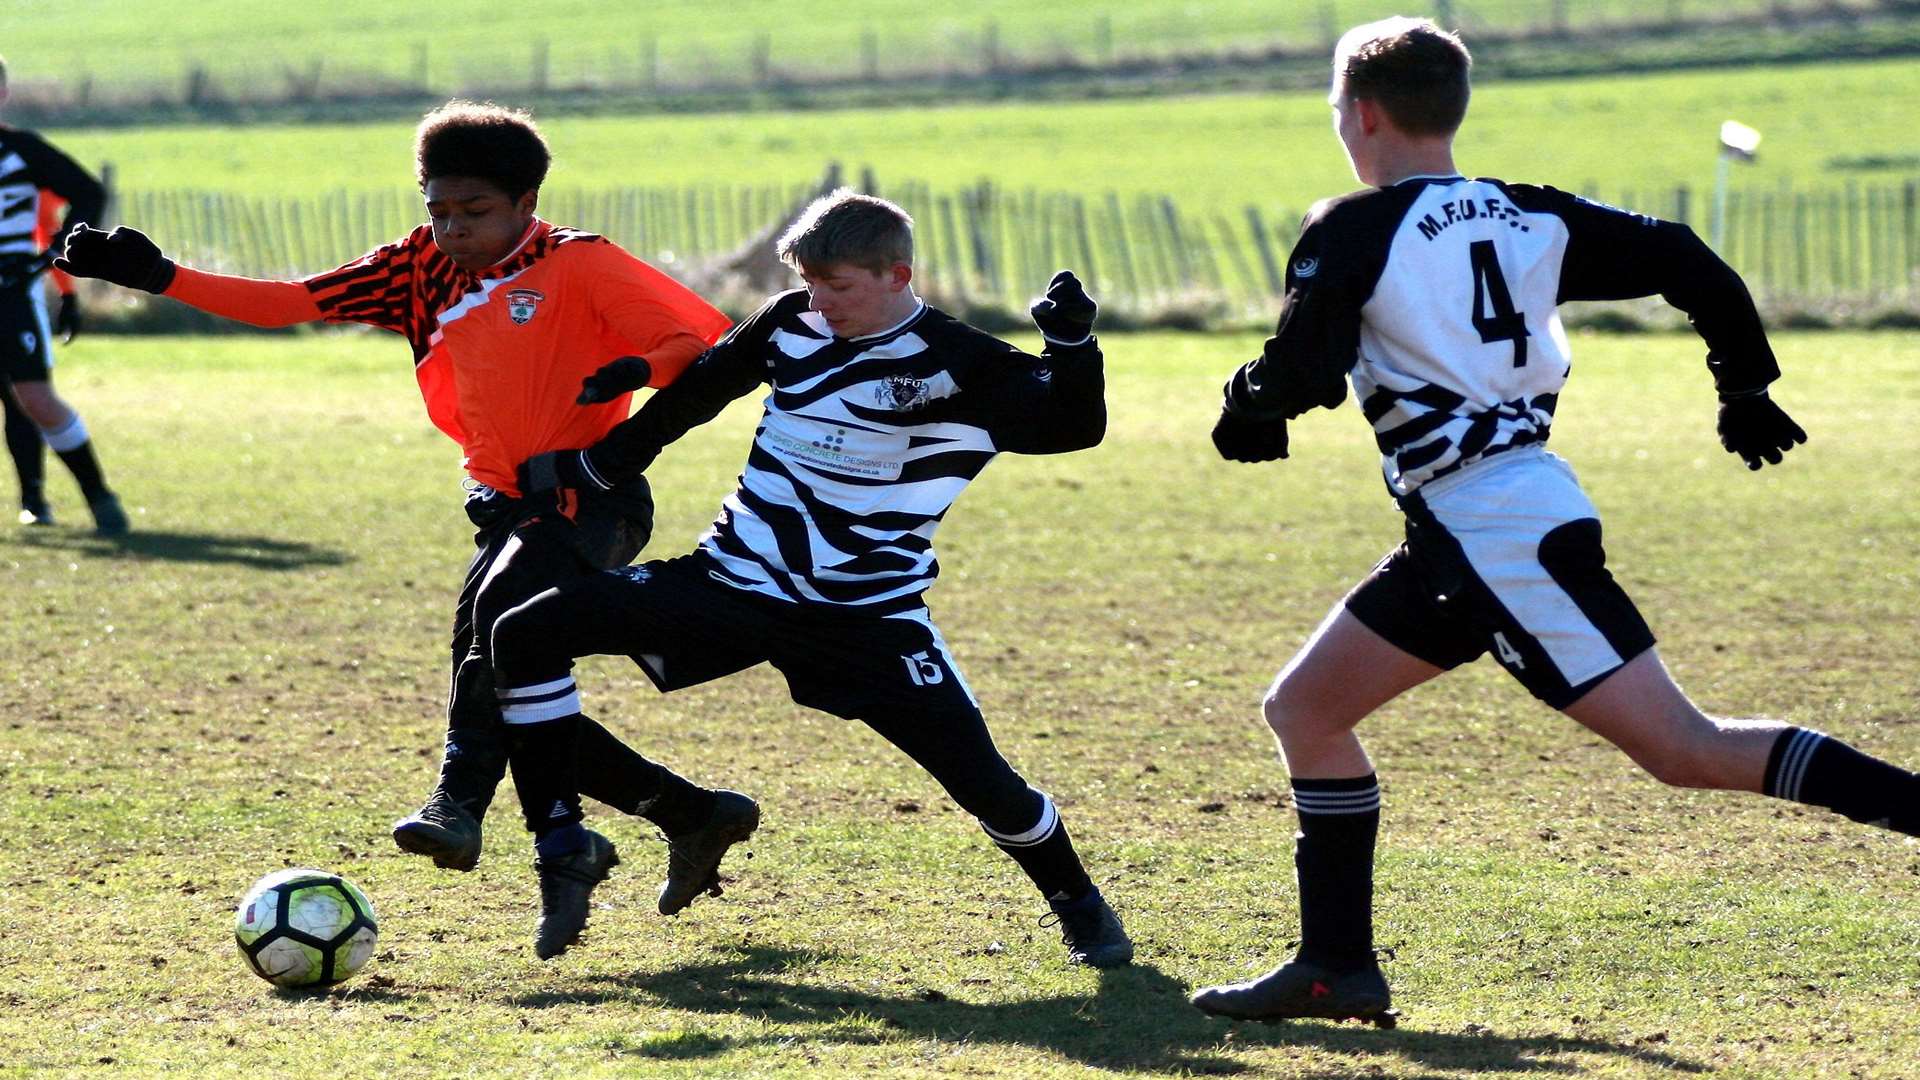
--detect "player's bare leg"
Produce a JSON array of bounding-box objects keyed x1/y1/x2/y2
[
  {"x1": 1564, "y1": 648, "x2": 1919, "y2": 832},
  {"x1": 9, "y1": 379, "x2": 124, "y2": 534},
  {"x1": 1192, "y1": 607, "x2": 1440, "y2": 1026}
]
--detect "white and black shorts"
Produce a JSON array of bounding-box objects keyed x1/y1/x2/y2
[{"x1": 1344, "y1": 448, "x2": 1655, "y2": 709}]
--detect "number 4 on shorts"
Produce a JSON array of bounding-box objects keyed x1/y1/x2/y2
[{"x1": 1492, "y1": 631, "x2": 1526, "y2": 670}]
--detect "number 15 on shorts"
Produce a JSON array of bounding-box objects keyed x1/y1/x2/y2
[{"x1": 902, "y1": 650, "x2": 946, "y2": 686}]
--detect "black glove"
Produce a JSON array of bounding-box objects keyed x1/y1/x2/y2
[
  {"x1": 54, "y1": 293, "x2": 81, "y2": 342},
  {"x1": 1029, "y1": 269, "x2": 1097, "y2": 346},
  {"x1": 576, "y1": 355, "x2": 654, "y2": 405},
  {"x1": 571, "y1": 476, "x2": 654, "y2": 570},
  {"x1": 54, "y1": 225, "x2": 177, "y2": 294},
  {"x1": 1211, "y1": 409, "x2": 1289, "y2": 463},
  {"x1": 518, "y1": 448, "x2": 615, "y2": 500},
  {"x1": 1716, "y1": 390, "x2": 1806, "y2": 471}
]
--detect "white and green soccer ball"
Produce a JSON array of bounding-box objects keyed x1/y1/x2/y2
[{"x1": 234, "y1": 868, "x2": 378, "y2": 988}]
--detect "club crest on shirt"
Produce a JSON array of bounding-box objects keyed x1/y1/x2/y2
[
  {"x1": 875, "y1": 374, "x2": 932, "y2": 411},
  {"x1": 1292, "y1": 257, "x2": 1320, "y2": 279},
  {"x1": 505, "y1": 288, "x2": 544, "y2": 325}
]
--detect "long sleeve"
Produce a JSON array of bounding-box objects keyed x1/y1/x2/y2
[
  {"x1": 164, "y1": 265, "x2": 324, "y2": 327},
  {"x1": 588, "y1": 296, "x2": 781, "y2": 480},
  {"x1": 1521, "y1": 186, "x2": 1779, "y2": 395},
  {"x1": 1223, "y1": 203, "x2": 1375, "y2": 421},
  {"x1": 10, "y1": 130, "x2": 105, "y2": 243},
  {"x1": 578, "y1": 242, "x2": 733, "y2": 386},
  {"x1": 970, "y1": 338, "x2": 1107, "y2": 455}
]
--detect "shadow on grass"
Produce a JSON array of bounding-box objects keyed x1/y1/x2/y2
[
  {"x1": 514, "y1": 945, "x2": 1705, "y2": 1075},
  {"x1": 16, "y1": 527, "x2": 351, "y2": 570}
]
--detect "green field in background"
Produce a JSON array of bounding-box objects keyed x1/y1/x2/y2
[
  {"x1": 2, "y1": 0, "x2": 1858, "y2": 94},
  {"x1": 46, "y1": 58, "x2": 1920, "y2": 231},
  {"x1": 0, "y1": 328, "x2": 1914, "y2": 1077}
]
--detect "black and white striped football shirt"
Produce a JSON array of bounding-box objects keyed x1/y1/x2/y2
[
  {"x1": 1223, "y1": 175, "x2": 1779, "y2": 497},
  {"x1": 0, "y1": 125, "x2": 105, "y2": 259},
  {"x1": 595, "y1": 289, "x2": 1105, "y2": 611}
]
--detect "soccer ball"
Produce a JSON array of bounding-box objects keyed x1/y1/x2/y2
[{"x1": 234, "y1": 868, "x2": 378, "y2": 988}]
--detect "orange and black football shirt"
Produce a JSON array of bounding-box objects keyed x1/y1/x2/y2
[
  {"x1": 305, "y1": 219, "x2": 730, "y2": 493},
  {"x1": 167, "y1": 218, "x2": 729, "y2": 495}
]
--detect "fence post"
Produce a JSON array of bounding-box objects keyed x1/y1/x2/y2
[
  {"x1": 531, "y1": 38, "x2": 550, "y2": 93},
  {"x1": 1904, "y1": 180, "x2": 1917, "y2": 298},
  {"x1": 751, "y1": 32, "x2": 772, "y2": 87},
  {"x1": 1245, "y1": 207, "x2": 1284, "y2": 296},
  {"x1": 861, "y1": 29, "x2": 880, "y2": 82}
]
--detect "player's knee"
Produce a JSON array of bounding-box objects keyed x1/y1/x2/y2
[
  {"x1": 12, "y1": 385, "x2": 71, "y2": 429},
  {"x1": 487, "y1": 596, "x2": 566, "y2": 678},
  {"x1": 1261, "y1": 679, "x2": 1337, "y2": 743}
]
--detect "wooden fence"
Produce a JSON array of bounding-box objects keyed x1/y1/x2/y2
[
  {"x1": 120, "y1": 177, "x2": 1920, "y2": 318},
  {"x1": 19, "y1": 1, "x2": 1908, "y2": 114}
]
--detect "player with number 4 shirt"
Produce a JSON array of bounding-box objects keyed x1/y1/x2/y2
[{"x1": 1193, "y1": 16, "x2": 1920, "y2": 1028}]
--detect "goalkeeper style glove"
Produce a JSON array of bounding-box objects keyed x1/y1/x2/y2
[
  {"x1": 1029, "y1": 269, "x2": 1097, "y2": 346},
  {"x1": 1211, "y1": 409, "x2": 1289, "y2": 463},
  {"x1": 576, "y1": 356, "x2": 655, "y2": 404},
  {"x1": 1715, "y1": 389, "x2": 1806, "y2": 471},
  {"x1": 55, "y1": 225, "x2": 177, "y2": 294},
  {"x1": 54, "y1": 293, "x2": 82, "y2": 343},
  {"x1": 518, "y1": 448, "x2": 616, "y2": 503}
]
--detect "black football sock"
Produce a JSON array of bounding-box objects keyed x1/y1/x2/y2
[
  {"x1": 496, "y1": 677, "x2": 585, "y2": 834},
  {"x1": 1292, "y1": 774, "x2": 1381, "y2": 970},
  {"x1": 1765, "y1": 728, "x2": 1920, "y2": 836},
  {"x1": 439, "y1": 726, "x2": 508, "y2": 820},
  {"x1": 982, "y1": 789, "x2": 1096, "y2": 902},
  {"x1": 41, "y1": 414, "x2": 110, "y2": 501},
  {"x1": 3, "y1": 393, "x2": 45, "y2": 512},
  {"x1": 505, "y1": 714, "x2": 584, "y2": 835},
  {"x1": 574, "y1": 715, "x2": 716, "y2": 834}
]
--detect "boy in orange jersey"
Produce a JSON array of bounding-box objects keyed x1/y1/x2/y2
[{"x1": 58, "y1": 102, "x2": 740, "y2": 957}]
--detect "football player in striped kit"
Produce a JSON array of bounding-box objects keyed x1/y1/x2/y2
[
  {"x1": 1191, "y1": 17, "x2": 1920, "y2": 1026},
  {"x1": 57, "y1": 102, "x2": 739, "y2": 958},
  {"x1": 488, "y1": 189, "x2": 1134, "y2": 967},
  {"x1": 0, "y1": 56, "x2": 127, "y2": 533}
]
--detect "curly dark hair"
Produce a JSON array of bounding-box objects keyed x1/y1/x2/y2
[{"x1": 414, "y1": 101, "x2": 550, "y2": 199}]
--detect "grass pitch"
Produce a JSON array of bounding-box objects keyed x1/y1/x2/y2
[{"x1": 0, "y1": 328, "x2": 1915, "y2": 1078}]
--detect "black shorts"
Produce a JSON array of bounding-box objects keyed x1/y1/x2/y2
[
  {"x1": 0, "y1": 286, "x2": 53, "y2": 383},
  {"x1": 551, "y1": 553, "x2": 983, "y2": 723},
  {"x1": 1344, "y1": 450, "x2": 1656, "y2": 709}
]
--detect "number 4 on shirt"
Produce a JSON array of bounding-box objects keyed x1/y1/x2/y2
[{"x1": 1469, "y1": 240, "x2": 1529, "y2": 367}]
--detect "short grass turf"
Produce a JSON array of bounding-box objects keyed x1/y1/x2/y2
[{"x1": 0, "y1": 328, "x2": 1915, "y2": 1078}]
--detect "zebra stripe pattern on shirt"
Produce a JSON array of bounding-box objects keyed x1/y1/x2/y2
[
  {"x1": 698, "y1": 301, "x2": 1008, "y2": 611},
  {"x1": 0, "y1": 150, "x2": 41, "y2": 256}
]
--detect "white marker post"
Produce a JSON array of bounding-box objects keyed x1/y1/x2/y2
[{"x1": 1712, "y1": 120, "x2": 1762, "y2": 251}]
